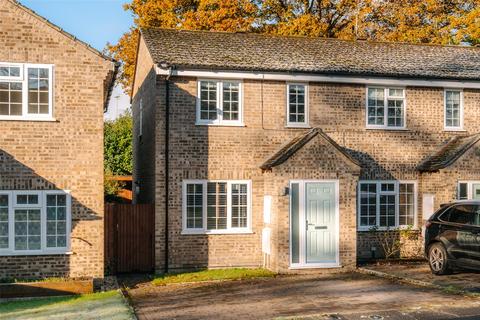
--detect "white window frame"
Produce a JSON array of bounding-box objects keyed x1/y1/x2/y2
[
  {"x1": 444, "y1": 89, "x2": 464, "y2": 131},
  {"x1": 0, "y1": 190, "x2": 71, "y2": 256},
  {"x1": 357, "y1": 180, "x2": 418, "y2": 231},
  {"x1": 286, "y1": 82, "x2": 309, "y2": 128},
  {"x1": 0, "y1": 63, "x2": 23, "y2": 81},
  {"x1": 458, "y1": 181, "x2": 480, "y2": 200},
  {"x1": 196, "y1": 79, "x2": 244, "y2": 126},
  {"x1": 0, "y1": 62, "x2": 54, "y2": 121},
  {"x1": 182, "y1": 180, "x2": 252, "y2": 235},
  {"x1": 366, "y1": 86, "x2": 407, "y2": 130}
]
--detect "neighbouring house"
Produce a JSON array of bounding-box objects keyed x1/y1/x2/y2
[
  {"x1": 131, "y1": 28, "x2": 480, "y2": 273},
  {"x1": 0, "y1": 0, "x2": 117, "y2": 279}
]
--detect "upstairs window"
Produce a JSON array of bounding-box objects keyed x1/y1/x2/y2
[
  {"x1": 182, "y1": 180, "x2": 251, "y2": 234},
  {"x1": 367, "y1": 87, "x2": 405, "y2": 129},
  {"x1": 197, "y1": 80, "x2": 242, "y2": 125},
  {"x1": 358, "y1": 181, "x2": 417, "y2": 230},
  {"x1": 0, "y1": 63, "x2": 53, "y2": 121},
  {"x1": 444, "y1": 90, "x2": 463, "y2": 130},
  {"x1": 287, "y1": 83, "x2": 308, "y2": 127}
]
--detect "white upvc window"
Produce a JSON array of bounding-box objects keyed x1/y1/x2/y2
[
  {"x1": 444, "y1": 89, "x2": 463, "y2": 130},
  {"x1": 182, "y1": 180, "x2": 252, "y2": 234},
  {"x1": 366, "y1": 87, "x2": 406, "y2": 129},
  {"x1": 196, "y1": 80, "x2": 243, "y2": 126},
  {"x1": 458, "y1": 181, "x2": 480, "y2": 200},
  {"x1": 0, "y1": 190, "x2": 71, "y2": 256},
  {"x1": 0, "y1": 62, "x2": 54, "y2": 121},
  {"x1": 358, "y1": 181, "x2": 417, "y2": 231},
  {"x1": 286, "y1": 83, "x2": 309, "y2": 127}
]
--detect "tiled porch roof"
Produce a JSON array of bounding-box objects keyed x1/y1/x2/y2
[
  {"x1": 417, "y1": 133, "x2": 480, "y2": 172},
  {"x1": 260, "y1": 128, "x2": 360, "y2": 171}
]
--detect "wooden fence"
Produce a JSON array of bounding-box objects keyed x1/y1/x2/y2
[{"x1": 104, "y1": 203, "x2": 155, "y2": 274}]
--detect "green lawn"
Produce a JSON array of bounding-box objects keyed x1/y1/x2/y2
[
  {"x1": 0, "y1": 290, "x2": 134, "y2": 320},
  {"x1": 152, "y1": 268, "x2": 276, "y2": 286}
]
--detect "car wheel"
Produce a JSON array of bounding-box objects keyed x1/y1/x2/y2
[{"x1": 428, "y1": 243, "x2": 451, "y2": 275}]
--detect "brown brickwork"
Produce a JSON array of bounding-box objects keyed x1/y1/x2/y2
[
  {"x1": 132, "y1": 33, "x2": 480, "y2": 271},
  {"x1": 0, "y1": 0, "x2": 115, "y2": 279}
]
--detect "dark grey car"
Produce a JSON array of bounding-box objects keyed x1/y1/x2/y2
[{"x1": 424, "y1": 201, "x2": 480, "y2": 275}]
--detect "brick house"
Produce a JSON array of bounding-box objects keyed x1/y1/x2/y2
[
  {"x1": 131, "y1": 28, "x2": 480, "y2": 273},
  {"x1": 0, "y1": 0, "x2": 116, "y2": 279}
]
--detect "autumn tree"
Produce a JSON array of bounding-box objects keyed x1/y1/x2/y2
[
  {"x1": 365, "y1": 0, "x2": 480, "y2": 45},
  {"x1": 108, "y1": 0, "x2": 480, "y2": 94},
  {"x1": 107, "y1": 0, "x2": 258, "y2": 93},
  {"x1": 257, "y1": 0, "x2": 373, "y2": 39}
]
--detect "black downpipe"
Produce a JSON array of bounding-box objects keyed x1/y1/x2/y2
[{"x1": 164, "y1": 77, "x2": 170, "y2": 274}]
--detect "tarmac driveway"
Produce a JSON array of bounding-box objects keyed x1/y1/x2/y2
[{"x1": 125, "y1": 272, "x2": 480, "y2": 320}]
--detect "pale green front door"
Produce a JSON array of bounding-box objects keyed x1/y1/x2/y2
[{"x1": 305, "y1": 182, "x2": 337, "y2": 264}]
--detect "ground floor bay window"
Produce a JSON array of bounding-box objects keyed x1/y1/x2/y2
[
  {"x1": 0, "y1": 190, "x2": 71, "y2": 255},
  {"x1": 358, "y1": 181, "x2": 417, "y2": 231}
]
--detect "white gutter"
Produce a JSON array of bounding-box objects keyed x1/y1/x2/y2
[{"x1": 154, "y1": 66, "x2": 480, "y2": 89}]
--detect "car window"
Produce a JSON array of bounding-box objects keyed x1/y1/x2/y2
[{"x1": 441, "y1": 205, "x2": 480, "y2": 226}]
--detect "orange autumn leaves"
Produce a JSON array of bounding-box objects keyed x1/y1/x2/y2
[
  {"x1": 108, "y1": 0, "x2": 257, "y2": 92},
  {"x1": 107, "y1": 0, "x2": 480, "y2": 94}
]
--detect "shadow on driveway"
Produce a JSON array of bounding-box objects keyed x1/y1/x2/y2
[{"x1": 125, "y1": 272, "x2": 480, "y2": 320}]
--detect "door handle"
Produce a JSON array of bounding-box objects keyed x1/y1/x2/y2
[
  {"x1": 315, "y1": 226, "x2": 328, "y2": 230},
  {"x1": 306, "y1": 220, "x2": 314, "y2": 230}
]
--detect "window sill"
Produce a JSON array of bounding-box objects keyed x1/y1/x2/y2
[
  {"x1": 181, "y1": 229, "x2": 253, "y2": 235},
  {"x1": 0, "y1": 250, "x2": 72, "y2": 256},
  {"x1": 444, "y1": 128, "x2": 466, "y2": 132},
  {"x1": 365, "y1": 127, "x2": 409, "y2": 131},
  {"x1": 0, "y1": 117, "x2": 57, "y2": 122},
  {"x1": 286, "y1": 124, "x2": 311, "y2": 129},
  {"x1": 195, "y1": 122, "x2": 245, "y2": 127}
]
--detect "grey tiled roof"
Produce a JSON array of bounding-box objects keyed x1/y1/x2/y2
[
  {"x1": 260, "y1": 128, "x2": 360, "y2": 171},
  {"x1": 142, "y1": 28, "x2": 480, "y2": 81},
  {"x1": 417, "y1": 133, "x2": 480, "y2": 172}
]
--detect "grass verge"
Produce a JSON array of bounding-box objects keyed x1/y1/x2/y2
[
  {"x1": 0, "y1": 290, "x2": 134, "y2": 320},
  {"x1": 152, "y1": 268, "x2": 276, "y2": 286}
]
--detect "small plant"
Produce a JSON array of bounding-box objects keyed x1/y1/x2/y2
[
  {"x1": 399, "y1": 225, "x2": 423, "y2": 258},
  {"x1": 369, "y1": 226, "x2": 401, "y2": 260},
  {"x1": 399, "y1": 225, "x2": 418, "y2": 240}
]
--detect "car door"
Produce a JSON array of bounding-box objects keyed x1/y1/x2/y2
[
  {"x1": 438, "y1": 205, "x2": 476, "y2": 263},
  {"x1": 465, "y1": 205, "x2": 480, "y2": 266}
]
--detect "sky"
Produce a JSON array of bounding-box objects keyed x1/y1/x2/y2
[{"x1": 20, "y1": 0, "x2": 134, "y2": 120}]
